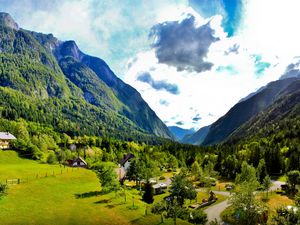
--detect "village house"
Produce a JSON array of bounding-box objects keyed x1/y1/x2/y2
[
  {"x1": 118, "y1": 153, "x2": 135, "y2": 180},
  {"x1": 67, "y1": 157, "x2": 87, "y2": 168},
  {"x1": 0, "y1": 132, "x2": 16, "y2": 149}
]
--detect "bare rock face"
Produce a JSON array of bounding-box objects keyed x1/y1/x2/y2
[{"x1": 0, "y1": 12, "x2": 19, "y2": 30}]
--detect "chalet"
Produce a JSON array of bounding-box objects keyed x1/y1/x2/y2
[
  {"x1": 119, "y1": 153, "x2": 135, "y2": 172},
  {"x1": 67, "y1": 157, "x2": 87, "y2": 168},
  {"x1": 0, "y1": 132, "x2": 16, "y2": 149},
  {"x1": 118, "y1": 153, "x2": 135, "y2": 180}
]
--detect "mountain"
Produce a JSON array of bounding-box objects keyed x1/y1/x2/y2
[
  {"x1": 181, "y1": 125, "x2": 210, "y2": 145},
  {"x1": 201, "y1": 77, "x2": 298, "y2": 145},
  {"x1": 227, "y1": 78, "x2": 300, "y2": 143},
  {"x1": 168, "y1": 126, "x2": 194, "y2": 141},
  {"x1": 0, "y1": 12, "x2": 172, "y2": 141}
]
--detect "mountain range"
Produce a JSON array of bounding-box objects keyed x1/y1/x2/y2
[
  {"x1": 167, "y1": 126, "x2": 194, "y2": 142},
  {"x1": 0, "y1": 12, "x2": 173, "y2": 141},
  {"x1": 185, "y1": 76, "x2": 300, "y2": 146}
]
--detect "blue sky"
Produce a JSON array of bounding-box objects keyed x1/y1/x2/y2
[{"x1": 1, "y1": 0, "x2": 300, "y2": 129}]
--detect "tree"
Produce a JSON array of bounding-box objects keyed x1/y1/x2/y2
[
  {"x1": 152, "y1": 201, "x2": 166, "y2": 223},
  {"x1": 142, "y1": 181, "x2": 154, "y2": 204},
  {"x1": 229, "y1": 181, "x2": 265, "y2": 225},
  {"x1": 287, "y1": 170, "x2": 300, "y2": 193},
  {"x1": 96, "y1": 163, "x2": 120, "y2": 193},
  {"x1": 262, "y1": 175, "x2": 272, "y2": 198},
  {"x1": 191, "y1": 161, "x2": 202, "y2": 181},
  {"x1": 0, "y1": 183, "x2": 8, "y2": 199},
  {"x1": 272, "y1": 206, "x2": 300, "y2": 225},
  {"x1": 170, "y1": 172, "x2": 197, "y2": 206},
  {"x1": 188, "y1": 209, "x2": 208, "y2": 225},
  {"x1": 235, "y1": 161, "x2": 259, "y2": 187},
  {"x1": 256, "y1": 159, "x2": 268, "y2": 183}
]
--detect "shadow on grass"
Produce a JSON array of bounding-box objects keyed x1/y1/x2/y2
[
  {"x1": 105, "y1": 202, "x2": 125, "y2": 208},
  {"x1": 130, "y1": 216, "x2": 164, "y2": 225},
  {"x1": 75, "y1": 191, "x2": 101, "y2": 199},
  {"x1": 94, "y1": 199, "x2": 112, "y2": 204}
]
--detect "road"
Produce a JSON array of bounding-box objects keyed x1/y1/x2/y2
[
  {"x1": 203, "y1": 180, "x2": 286, "y2": 224},
  {"x1": 202, "y1": 191, "x2": 230, "y2": 224}
]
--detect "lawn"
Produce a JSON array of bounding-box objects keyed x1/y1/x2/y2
[{"x1": 0, "y1": 150, "x2": 191, "y2": 225}]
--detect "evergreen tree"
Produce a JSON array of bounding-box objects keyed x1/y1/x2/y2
[{"x1": 142, "y1": 181, "x2": 154, "y2": 204}]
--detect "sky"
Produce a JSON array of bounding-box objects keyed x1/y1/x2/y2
[{"x1": 2, "y1": 0, "x2": 300, "y2": 130}]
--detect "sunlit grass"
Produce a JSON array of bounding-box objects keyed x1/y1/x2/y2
[{"x1": 0, "y1": 150, "x2": 191, "y2": 225}]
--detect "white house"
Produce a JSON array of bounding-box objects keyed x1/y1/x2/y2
[
  {"x1": 119, "y1": 153, "x2": 135, "y2": 172},
  {"x1": 68, "y1": 157, "x2": 87, "y2": 168},
  {"x1": 0, "y1": 132, "x2": 16, "y2": 149},
  {"x1": 118, "y1": 153, "x2": 135, "y2": 180}
]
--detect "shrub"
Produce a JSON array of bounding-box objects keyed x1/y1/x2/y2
[{"x1": 0, "y1": 183, "x2": 8, "y2": 199}]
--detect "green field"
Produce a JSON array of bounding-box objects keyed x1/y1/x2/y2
[{"x1": 0, "y1": 150, "x2": 191, "y2": 225}]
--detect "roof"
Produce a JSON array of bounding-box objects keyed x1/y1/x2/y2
[
  {"x1": 120, "y1": 153, "x2": 135, "y2": 166},
  {"x1": 153, "y1": 183, "x2": 167, "y2": 189},
  {"x1": 0, "y1": 132, "x2": 16, "y2": 140},
  {"x1": 74, "y1": 156, "x2": 87, "y2": 165}
]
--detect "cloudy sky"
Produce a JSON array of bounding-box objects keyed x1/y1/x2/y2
[{"x1": 2, "y1": 0, "x2": 300, "y2": 130}]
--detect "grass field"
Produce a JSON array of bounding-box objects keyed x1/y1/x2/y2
[{"x1": 0, "y1": 150, "x2": 192, "y2": 225}]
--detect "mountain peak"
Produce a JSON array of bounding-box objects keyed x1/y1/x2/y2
[
  {"x1": 59, "y1": 40, "x2": 84, "y2": 61},
  {"x1": 0, "y1": 12, "x2": 19, "y2": 30}
]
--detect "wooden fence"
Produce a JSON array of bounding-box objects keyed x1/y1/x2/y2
[{"x1": 4, "y1": 167, "x2": 79, "y2": 186}]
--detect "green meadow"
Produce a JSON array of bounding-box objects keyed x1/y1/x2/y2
[{"x1": 0, "y1": 150, "x2": 190, "y2": 225}]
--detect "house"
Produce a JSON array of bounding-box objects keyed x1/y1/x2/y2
[
  {"x1": 67, "y1": 157, "x2": 87, "y2": 168},
  {"x1": 118, "y1": 153, "x2": 135, "y2": 180},
  {"x1": 0, "y1": 132, "x2": 16, "y2": 149},
  {"x1": 119, "y1": 153, "x2": 135, "y2": 172}
]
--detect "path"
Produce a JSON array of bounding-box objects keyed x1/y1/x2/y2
[
  {"x1": 200, "y1": 190, "x2": 230, "y2": 224},
  {"x1": 203, "y1": 180, "x2": 285, "y2": 224}
]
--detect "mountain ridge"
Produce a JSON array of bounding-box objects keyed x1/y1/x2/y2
[{"x1": 0, "y1": 12, "x2": 173, "y2": 141}]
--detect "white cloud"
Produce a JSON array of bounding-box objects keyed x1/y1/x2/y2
[{"x1": 124, "y1": 7, "x2": 285, "y2": 130}]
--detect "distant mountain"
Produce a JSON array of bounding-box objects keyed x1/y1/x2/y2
[
  {"x1": 279, "y1": 60, "x2": 300, "y2": 80},
  {"x1": 227, "y1": 78, "x2": 300, "y2": 143},
  {"x1": 0, "y1": 12, "x2": 172, "y2": 141},
  {"x1": 202, "y1": 77, "x2": 298, "y2": 145},
  {"x1": 182, "y1": 125, "x2": 210, "y2": 145},
  {"x1": 168, "y1": 126, "x2": 194, "y2": 141}
]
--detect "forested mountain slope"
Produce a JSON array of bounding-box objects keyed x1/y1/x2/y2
[{"x1": 0, "y1": 12, "x2": 172, "y2": 141}]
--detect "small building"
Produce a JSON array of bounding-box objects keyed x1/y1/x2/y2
[
  {"x1": 119, "y1": 153, "x2": 135, "y2": 171},
  {"x1": 152, "y1": 182, "x2": 167, "y2": 194},
  {"x1": 67, "y1": 157, "x2": 87, "y2": 168},
  {"x1": 118, "y1": 153, "x2": 135, "y2": 181},
  {"x1": 0, "y1": 132, "x2": 16, "y2": 149}
]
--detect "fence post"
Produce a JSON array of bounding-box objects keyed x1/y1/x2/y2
[{"x1": 18, "y1": 178, "x2": 20, "y2": 184}]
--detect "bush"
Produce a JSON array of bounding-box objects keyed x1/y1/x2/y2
[
  {"x1": 188, "y1": 209, "x2": 207, "y2": 225},
  {"x1": 47, "y1": 151, "x2": 57, "y2": 164},
  {"x1": 0, "y1": 183, "x2": 8, "y2": 199},
  {"x1": 159, "y1": 176, "x2": 165, "y2": 180}
]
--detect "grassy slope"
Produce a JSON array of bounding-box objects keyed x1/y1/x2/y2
[{"x1": 0, "y1": 150, "x2": 190, "y2": 225}]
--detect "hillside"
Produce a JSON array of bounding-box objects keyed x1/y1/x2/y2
[
  {"x1": 0, "y1": 12, "x2": 172, "y2": 141},
  {"x1": 182, "y1": 125, "x2": 210, "y2": 145},
  {"x1": 227, "y1": 79, "x2": 300, "y2": 144},
  {"x1": 201, "y1": 78, "x2": 298, "y2": 145}
]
